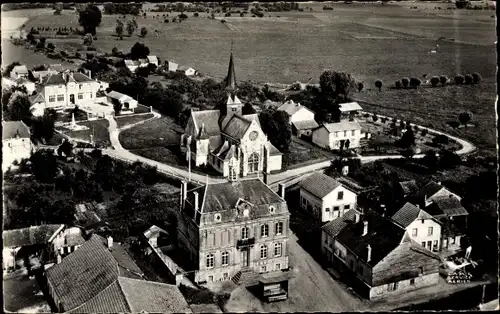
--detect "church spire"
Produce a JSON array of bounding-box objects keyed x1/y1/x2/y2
[{"x1": 226, "y1": 41, "x2": 236, "y2": 92}]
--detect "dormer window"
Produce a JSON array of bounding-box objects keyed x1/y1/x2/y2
[
  {"x1": 214, "y1": 213, "x2": 221, "y2": 222},
  {"x1": 269, "y1": 205, "x2": 276, "y2": 214}
]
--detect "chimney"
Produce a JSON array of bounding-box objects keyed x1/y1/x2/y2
[
  {"x1": 367, "y1": 245, "x2": 372, "y2": 262},
  {"x1": 107, "y1": 236, "x2": 113, "y2": 249},
  {"x1": 56, "y1": 254, "x2": 62, "y2": 264},
  {"x1": 354, "y1": 213, "x2": 360, "y2": 223},
  {"x1": 278, "y1": 183, "x2": 285, "y2": 199},
  {"x1": 193, "y1": 191, "x2": 199, "y2": 211},
  {"x1": 362, "y1": 221, "x2": 368, "y2": 236}
]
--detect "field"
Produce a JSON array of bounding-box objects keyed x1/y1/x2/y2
[
  {"x1": 115, "y1": 113, "x2": 155, "y2": 128},
  {"x1": 119, "y1": 116, "x2": 181, "y2": 149}
]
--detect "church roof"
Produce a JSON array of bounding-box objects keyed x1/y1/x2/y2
[
  {"x1": 222, "y1": 115, "x2": 252, "y2": 140},
  {"x1": 266, "y1": 142, "x2": 282, "y2": 156},
  {"x1": 226, "y1": 52, "x2": 236, "y2": 92},
  {"x1": 197, "y1": 123, "x2": 210, "y2": 139},
  {"x1": 191, "y1": 110, "x2": 221, "y2": 137}
]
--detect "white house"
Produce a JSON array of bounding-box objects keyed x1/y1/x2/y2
[
  {"x1": 2, "y1": 77, "x2": 36, "y2": 94},
  {"x1": 339, "y1": 102, "x2": 362, "y2": 120},
  {"x1": 2, "y1": 121, "x2": 33, "y2": 171},
  {"x1": 49, "y1": 225, "x2": 86, "y2": 260},
  {"x1": 138, "y1": 58, "x2": 149, "y2": 68},
  {"x1": 124, "y1": 59, "x2": 139, "y2": 72},
  {"x1": 106, "y1": 90, "x2": 138, "y2": 111},
  {"x1": 31, "y1": 69, "x2": 59, "y2": 83},
  {"x1": 177, "y1": 66, "x2": 197, "y2": 76},
  {"x1": 277, "y1": 100, "x2": 319, "y2": 137},
  {"x1": 10, "y1": 65, "x2": 29, "y2": 80},
  {"x1": 166, "y1": 61, "x2": 179, "y2": 72},
  {"x1": 298, "y1": 172, "x2": 358, "y2": 223},
  {"x1": 147, "y1": 55, "x2": 159, "y2": 66},
  {"x1": 29, "y1": 93, "x2": 47, "y2": 117},
  {"x1": 41, "y1": 71, "x2": 101, "y2": 109},
  {"x1": 312, "y1": 120, "x2": 363, "y2": 150},
  {"x1": 392, "y1": 202, "x2": 442, "y2": 253}
]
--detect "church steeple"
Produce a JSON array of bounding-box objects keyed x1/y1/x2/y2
[{"x1": 226, "y1": 41, "x2": 236, "y2": 93}]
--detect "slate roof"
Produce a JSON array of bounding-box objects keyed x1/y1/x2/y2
[
  {"x1": 29, "y1": 93, "x2": 46, "y2": 104},
  {"x1": 71, "y1": 72, "x2": 94, "y2": 83},
  {"x1": 40, "y1": 72, "x2": 92, "y2": 86},
  {"x1": 409, "y1": 181, "x2": 444, "y2": 203},
  {"x1": 2, "y1": 121, "x2": 31, "y2": 140},
  {"x1": 106, "y1": 90, "x2": 134, "y2": 101},
  {"x1": 226, "y1": 52, "x2": 236, "y2": 91},
  {"x1": 426, "y1": 197, "x2": 468, "y2": 217},
  {"x1": 399, "y1": 180, "x2": 419, "y2": 195},
  {"x1": 242, "y1": 113, "x2": 261, "y2": 127},
  {"x1": 339, "y1": 102, "x2": 362, "y2": 112},
  {"x1": 292, "y1": 119, "x2": 319, "y2": 130},
  {"x1": 277, "y1": 100, "x2": 312, "y2": 117},
  {"x1": 322, "y1": 209, "x2": 362, "y2": 237},
  {"x1": 223, "y1": 114, "x2": 252, "y2": 140},
  {"x1": 335, "y1": 210, "x2": 407, "y2": 267},
  {"x1": 147, "y1": 55, "x2": 158, "y2": 63},
  {"x1": 322, "y1": 120, "x2": 362, "y2": 133},
  {"x1": 298, "y1": 172, "x2": 342, "y2": 199},
  {"x1": 12, "y1": 65, "x2": 28, "y2": 75},
  {"x1": 143, "y1": 225, "x2": 169, "y2": 240},
  {"x1": 191, "y1": 110, "x2": 221, "y2": 137},
  {"x1": 392, "y1": 202, "x2": 435, "y2": 228},
  {"x1": 3, "y1": 224, "x2": 63, "y2": 248},
  {"x1": 266, "y1": 142, "x2": 282, "y2": 156}
]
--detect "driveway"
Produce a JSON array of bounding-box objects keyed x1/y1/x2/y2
[{"x1": 224, "y1": 233, "x2": 366, "y2": 313}]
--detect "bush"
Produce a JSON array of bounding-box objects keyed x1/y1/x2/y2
[
  {"x1": 240, "y1": 12, "x2": 245, "y2": 17},
  {"x1": 221, "y1": 19, "x2": 226, "y2": 23},
  {"x1": 464, "y1": 74, "x2": 473, "y2": 84},
  {"x1": 194, "y1": 12, "x2": 199, "y2": 17},
  {"x1": 357, "y1": 81, "x2": 364, "y2": 92},
  {"x1": 394, "y1": 80, "x2": 402, "y2": 89},
  {"x1": 472, "y1": 72, "x2": 481, "y2": 84},
  {"x1": 87, "y1": 46, "x2": 96, "y2": 51},
  {"x1": 454, "y1": 74, "x2": 465, "y2": 85},
  {"x1": 421, "y1": 128, "x2": 428, "y2": 137},
  {"x1": 47, "y1": 42, "x2": 55, "y2": 50},
  {"x1": 439, "y1": 75, "x2": 448, "y2": 86},
  {"x1": 372, "y1": 114, "x2": 378, "y2": 122},
  {"x1": 165, "y1": 19, "x2": 169, "y2": 23},
  {"x1": 409, "y1": 77, "x2": 421, "y2": 89},
  {"x1": 179, "y1": 13, "x2": 188, "y2": 19},
  {"x1": 430, "y1": 76, "x2": 440, "y2": 87},
  {"x1": 375, "y1": 80, "x2": 383, "y2": 91},
  {"x1": 433, "y1": 134, "x2": 449, "y2": 146},
  {"x1": 401, "y1": 77, "x2": 409, "y2": 88}
]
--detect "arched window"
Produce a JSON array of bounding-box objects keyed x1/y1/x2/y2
[
  {"x1": 248, "y1": 152, "x2": 259, "y2": 174},
  {"x1": 241, "y1": 226, "x2": 249, "y2": 240},
  {"x1": 221, "y1": 251, "x2": 229, "y2": 266},
  {"x1": 206, "y1": 253, "x2": 214, "y2": 268},
  {"x1": 260, "y1": 244, "x2": 267, "y2": 259},
  {"x1": 274, "y1": 242, "x2": 282, "y2": 257},
  {"x1": 260, "y1": 224, "x2": 269, "y2": 238}
]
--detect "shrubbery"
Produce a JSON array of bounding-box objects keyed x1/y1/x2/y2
[
  {"x1": 455, "y1": 74, "x2": 465, "y2": 85},
  {"x1": 430, "y1": 76, "x2": 439, "y2": 87}
]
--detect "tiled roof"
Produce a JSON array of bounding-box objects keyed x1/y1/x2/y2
[
  {"x1": 322, "y1": 209, "x2": 362, "y2": 237},
  {"x1": 292, "y1": 119, "x2": 319, "y2": 130},
  {"x1": 72, "y1": 72, "x2": 93, "y2": 83},
  {"x1": 335, "y1": 210, "x2": 406, "y2": 267},
  {"x1": 322, "y1": 120, "x2": 362, "y2": 133},
  {"x1": 12, "y1": 65, "x2": 28, "y2": 74},
  {"x1": 339, "y1": 102, "x2": 362, "y2": 112},
  {"x1": 41, "y1": 73, "x2": 66, "y2": 85},
  {"x1": 29, "y1": 93, "x2": 45, "y2": 104},
  {"x1": 409, "y1": 181, "x2": 444, "y2": 203},
  {"x1": 191, "y1": 110, "x2": 221, "y2": 137},
  {"x1": 3, "y1": 224, "x2": 63, "y2": 248},
  {"x1": 223, "y1": 114, "x2": 252, "y2": 140},
  {"x1": 69, "y1": 281, "x2": 130, "y2": 313},
  {"x1": 277, "y1": 100, "x2": 312, "y2": 116},
  {"x1": 147, "y1": 55, "x2": 158, "y2": 63},
  {"x1": 426, "y1": 197, "x2": 468, "y2": 217},
  {"x1": 392, "y1": 202, "x2": 435, "y2": 228},
  {"x1": 2, "y1": 121, "x2": 31, "y2": 139},
  {"x1": 399, "y1": 180, "x2": 419, "y2": 195},
  {"x1": 266, "y1": 141, "x2": 282, "y2": 156},
  {"x1": 298, "y1": 172, "x2": 342, "y2": 199}
]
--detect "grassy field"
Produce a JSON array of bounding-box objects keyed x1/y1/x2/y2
[
  {"x1": 282, "y1": 140, "x2": 329, "y2": 170},
  {"x1": 119, "y1": 116, "x2": 181, "y2": 149},
  {"x1": 115, "y1": 113, "x2": 155, "y2": 128}
]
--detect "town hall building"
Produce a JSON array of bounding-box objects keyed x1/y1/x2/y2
[{"x1": 180, "y1": 52, "x2": 282, "y2": 179}]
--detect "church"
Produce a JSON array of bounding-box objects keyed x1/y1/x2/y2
[{"x1": 180, "y1": 52, "x2": 282, "y2": 180}]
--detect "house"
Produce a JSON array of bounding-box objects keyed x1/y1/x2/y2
[
  {"x1": 40, "y1": 71, "x2": 101, "y2": 109},
  {"x1": 46, "y1": 234, "x2": 192, "y2": 313},
  {"x1": 396, "y1": 180, "x2": 419, "y2": 200},
  {"x1": 138, "y1": 58, "x2": 149, "y2": 67},
  {"x1": 29, "y1": 93, "x2": 47, "y2": 117},
  {"x1": 106, "y1": 90, "x2": 139, "y2": 112},
  {"x1": 48, "y1": 226, "x2": 85, "y2": 261},
  {"x1": 2, "y1": 121, "x2": 33, "y2": 171},
  {"x1": 298, "y1": 172, "x2": 358, "y2": 223},
  {"x1": 176, "y1": 179, "x2": 290, "y2": 285},
  {"x1": 3, "y1": 224, "x2": 64, "y2": 270},
  {"x1": 392, "y1": 203, "x2": 441, "y2": 253},
  {"x1": 312, "y1": 120, "x2": 363, "y2": 150},
  {"x1": 147, "y1": 55, "x2": 159, "y2": 66},
  {"x1": 321, "y1": 210, "x2": 441, "y2": 300},
  {"x1": 338, "y1": 102, "x2": 362, "y2": 121},
  {"x1": 277, "y1": 100, "x2": 319, "y2": 137},
  {"x1": 31, "y1": 69, "x2": 59, "y2": 83},
  {"x1": 10, "y1": 65, "x2": 29, "y2": 79},
  {"x1": 2, "y1": 76, "x2": 36, "y2": 94},
  {"x1": 181, "y1": 52, "x2": 282, "y2": 179},
  {"x1": 177, "y1": 66, "x2": 197, "y2": 76},
  {"x1": 124, "y1": 59, "x2": 139, "y2": 72},
  {"x1": 166, "y1": 60, "x2": 179, "y2": 72}
]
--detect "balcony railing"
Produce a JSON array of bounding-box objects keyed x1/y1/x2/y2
[{"x1": 237, "y1": 237, "x2": 255, "y2": 249}]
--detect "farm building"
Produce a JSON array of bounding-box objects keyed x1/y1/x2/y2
[
  {"x1": 312, "y1": 120, "x2": 363, "y2": 150},
  {"x1": 177, "y1": 66, "x2": 197, "y2": 76},
  {"x1": 147, "y1": 55, "x2": 159, "y2": 66},
  {"x1": 339, "y1": 102, "x2": 362, "y2": 121},
  {"x1": 106, "y1": 90, "x2": 138, "y2": 111},
  {"x1": 277, "y1": 100, "x2": 318, "y2": 137},
  {"x1": 124, "y1": 59, "x2": 139, "y2": 72},
  {"x1": 10, "y1": 65, "x2": 29, "y2": 80},
  {"x1": 166, "y1": 61, "x2": 179, "y2": 72}
]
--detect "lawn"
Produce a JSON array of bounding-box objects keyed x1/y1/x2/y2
[
  {"x1": 115, "y1": 113, "x2": 155, "y2": 128},
  {"x1": 119, "y1": 116, "x2": 181, "y2": 149},
  {"x1": 56, "y1": 119, "x2": 111, "y2": 147},
  {"x1": 281, "y1": 140, "x2": 329, "y2": 170}
]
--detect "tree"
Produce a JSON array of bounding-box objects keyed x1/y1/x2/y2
[
  {"x1": 126, "y1": 20, "x2": 136, "y2": 36},
  {"x1": 319, "y1": 70, "x2": 356, "y2": 99},
  {"x1": 458, "y1": 111, "x2": 473, "y2": 127},
  {"x1": 57, "y1": 139, "x2": 73, "y2": 158},
  {"x1": 455, "y1": 74, "x2": 465, "y2": 85},
  {"x1": 135, "y1": 66, "x2": 150, "y2": 77},
  {"x1": 179, "y1": 13, "x2": 188, "y2": 19},
  {"x1": 399, "y1": 124, "x2": 416, "y2": 148},
  {"x1": 439, "y1": 75, "x2": 448, "y2": 86},
  {"x1": 78, "y1": 4, "x2": 102, "y2": 35},
  {"x1": 242, "y1": 103, "x2": 256, "y2": 115},
  {"x1": 401, "y1": 146, "x2": 417, "y2": 159},
  {"x1": 409, "y1": 77, "x2": 421, "y2": 89},
  {"x1": 259, "y1": 109, "x2": 292, "y2": 151},
  {"x1": 472, "y1": 72, "x2": 481, "y2": 84},
  {"x1": 430, "y1": 76, "x2": 440, "y2": 87},
  {"x1": 2, "y1": 61, "x2": 21, "y2": 77},
  {"x1": 140, "y1": 26, "x2": 148, "y2": 37},
  {"x1": 83, "y1": 33, "x2": 93, "y2": 46},
  {"x1": 115, "y1": 20, "x2": 124, "y2": 36},
  {"x1": 372, "y1": 114, "x2": 378, "y2": 122},
  {"x1": 375, "y1": 80, "x2": 383, "y2": 91},
  {"x1": 54, "y1": 8, "x2": 62, "y2": 15},
  {"x1": 47, "y1": 42, "x2": 55, "y2": 51},
  {"x1": 357, "y1": 81, "x2": 364, "y2": 92},
  {"x1": 31, "y1": 110, "x2": 56, "y2": 143},
  {"x1": 4, "y1": 93, "x2": 32, "y2": 121},
  {"x1": 130, "y1": 42, "x2": 150, "y2": 59},
  {"x1": 464, "y1": 74, "x2": 473, "y2": 85},
  {"x1": 433, "y1": 134, "x2": 449, "y2": 146},
  {"x1": 30, "y1": 150, "x2": 58, "y2": 183},
  {"x1": 423, "y1": 150, "x2": 439, "y2": 171},
  {"x1": 394, "y1": 80, "x2": 402, "y2": 89},
  {"x1": 401, "y1": 77, "x2": 409, "y2": 88},
  {"x1": 439, "y1": 150, "x2": 461, "y2": 169},
  {"x1": 112, "y1": 99, "x2": 123, "y2": 115}
]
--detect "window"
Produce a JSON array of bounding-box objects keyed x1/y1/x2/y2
[
  {"x1": 88, "y1": 92, "x2": 93, "y2": 99},
  {"x1": 206, "y1": 253, "x2": 215, "y2": 268},
  {"x1": 344, "y1": 204, "x2": 350, "y2": 210},
  {"x1": 351, "y1": 130, "x2": 355, "y2": 136},
  {"x1": 229, "y1": 166, "x2": 237, "y2": 181},
  {"x1": 427, "y1": 227, "x2": 433, "y2": 236},
  {"x1": 421, "y1": 219, "x2": 425, "y2": 224},
  {"x1": 260, "y1": 245, "x2": 267, "y2": 259},
  {"x1": 450, "y1": 237, "x2": 456, "y2": 245},
  {"x1": 276, "y1": 263, "x2": 281, "y2": 271},
  {"x1": 208, "y1": 275, "x2": 214, "y2": 282},
  {"x1": 387, "y1": 282, "x2": 399, "y2": 291},
  {"x1": 260, "y1": 266, "x2": 267, "y2": 273},
  {"x1": 325, "y1": 208, "x2": 330, "y2": 212},
  {"x1": 248, "y1": 152, "x2": 259, "y2": 174},
  {"x1": 333, "y1": 206, "x2": 340, "y2": 211},
  {"x1": 261, "y1": 224, "x2": 269, "y2": 238},
  {"x1": 344, "y1": 131, "x2": 347, "y2": 137},
  {"x1": 337, "y1": 191, "x2": 344, "y2": 200},
  {"x1": 231, "y1": 108, "x2": 237, "y2": 112},
  {"x1": 412, "y1": 228, "x2": 418, "y2": 237},
  {"x1": 78, "y1": 93, "x2": 83, "y2": 100},
  {"x1": 49, "y1": 95, "x2": 56, "y2": 103},
  {"x1": 275, "y1": 222, "x2": 283, "y2": 235},
  {"x1": 410, "y1": 278, "x2": 415, "y2": 285},
  {"x1": 335, "y1": 132, "x2": 338, "y2": 138},
  {"x1": 421, "y1": 242, "x2": 426, "y2": 248},
  {"x1": 433, "y1": 240, "x2": 439, "y2": 252},
  {"x1": 241, "y1": 227, "x2": 249, "y2": 240},
  {"x1": 274, "y1": 242, "x2": 282, "y2": 257},
  {"x1": 221, "y1": 251, "x2": 229, "y2": 266},
  {"x1": 57, "y1": 94, "x2": 64, "y2": 102}
]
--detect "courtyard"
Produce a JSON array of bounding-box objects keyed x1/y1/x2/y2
[{"x1": 3, "y1": 270, "x2": 51, "y2": 313}]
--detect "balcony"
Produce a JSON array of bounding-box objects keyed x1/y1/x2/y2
[{"x1": 237, "y1": 237, "x2": 255, "y2": 249}]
